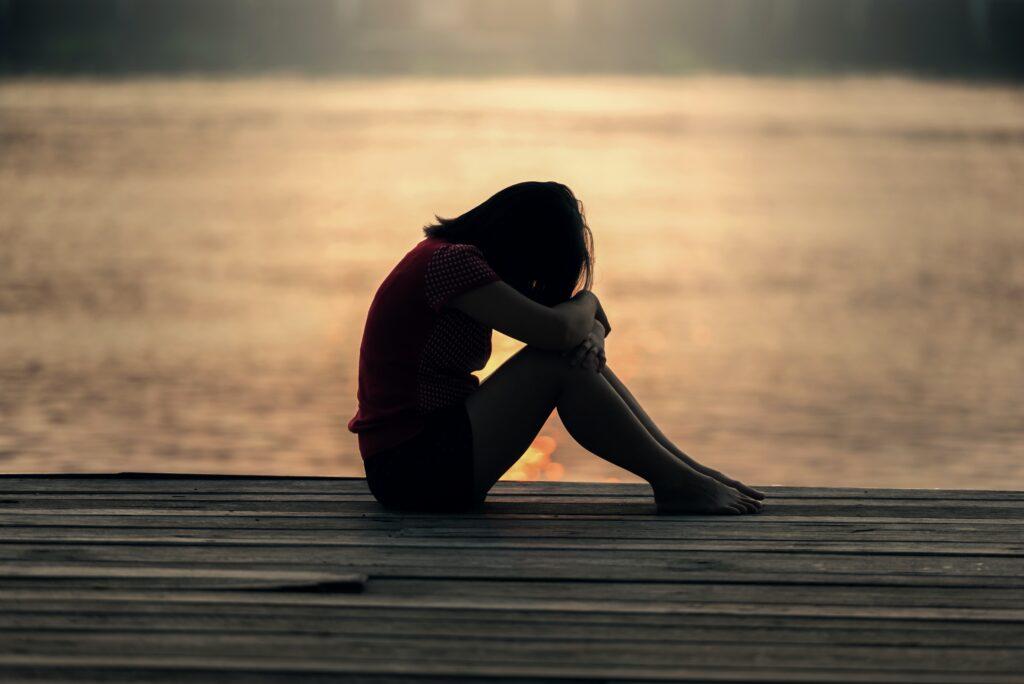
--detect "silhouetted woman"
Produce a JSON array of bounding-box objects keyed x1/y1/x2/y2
[{"x1": 349, "y1": 181, "x2": 764, "y2": 514}]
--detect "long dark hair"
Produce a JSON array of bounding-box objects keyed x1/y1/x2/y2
[{"x1": 423, "y1": 181, "x2": 594, "y2": 306}]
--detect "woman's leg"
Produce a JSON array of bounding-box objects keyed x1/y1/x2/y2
[
  {"x1": 600, "y1": 366, "x2": 765, "y2": 500},
  {"x1": 465, "y1": 346, "x2": 761, "y2": 514}
]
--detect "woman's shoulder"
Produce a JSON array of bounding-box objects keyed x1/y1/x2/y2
[
  {"x1": 387, "y1": 237, "x2": 495, "y2": 286},
  {"x1": 384, "y1": 238, "x2": 490, "y2": 290},
  {"x1": 412, "y1": 237, "x2": 490, "y2": 266},
  {"x1": 420, "y1": 239, "x2": 500, "y2": 311},
  {"x1": 403, "y1": 236, "x2": 463, "y2": 262},
  {"x1": 390, "y1": 236, "x2": 447, "y2": 272}
]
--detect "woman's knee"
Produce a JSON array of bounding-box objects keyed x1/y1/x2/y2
[
  {"x1": 518, "y1": 345, "x2": 595, "y2": 382},
  {"x1": 518, "y1": 345, "x2": 569, "y2": 371}
]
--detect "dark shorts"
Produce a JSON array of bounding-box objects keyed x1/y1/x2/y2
[{"x1": 363, "y1": 400, "x2": 484, "y2": 512}]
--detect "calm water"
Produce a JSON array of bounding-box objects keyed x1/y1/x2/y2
[{"x1": 2, "y1": 76, "x2": 1023, "y2": 488}]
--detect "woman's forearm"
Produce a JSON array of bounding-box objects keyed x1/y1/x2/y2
[{"x1": 594, "y1": 298, "x2": 611, "y2": 336}]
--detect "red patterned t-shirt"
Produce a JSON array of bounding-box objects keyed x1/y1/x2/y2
[{"x1": 348, "y1": 237, "x2": 501, "y2": 459}]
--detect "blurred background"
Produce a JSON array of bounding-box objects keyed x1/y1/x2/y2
[{"x1": 2, "y1": 0, "x2": 1023, "y2": 488}]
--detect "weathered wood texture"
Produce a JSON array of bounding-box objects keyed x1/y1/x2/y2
[{"x1": 1, "y1": 475, "x2": 1021, "y2": 682}]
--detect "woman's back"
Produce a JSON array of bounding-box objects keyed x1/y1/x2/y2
[{"x1": 347, "y1": 237, "x2": 499, "y2": 458}]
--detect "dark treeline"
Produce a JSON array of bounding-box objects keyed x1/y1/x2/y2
[{"x1": 2, "y1": 0, "x2": 1023, "y2": 79}]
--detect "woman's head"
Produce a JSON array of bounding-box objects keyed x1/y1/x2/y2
[{"x1": 423, "y1": 181, "x2": 594, "y2": 306}]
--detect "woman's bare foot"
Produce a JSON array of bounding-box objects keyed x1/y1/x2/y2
[
  {"x1": 653, "y1": 473, "x2": 763, "y2": 515},
  {"x1": 699, "y1": 467, "x2": 766, "y2": 501}
]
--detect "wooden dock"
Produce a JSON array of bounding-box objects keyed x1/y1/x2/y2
[{"x1": 0, "y1": 475, "x2": 1022, "y2": 682}]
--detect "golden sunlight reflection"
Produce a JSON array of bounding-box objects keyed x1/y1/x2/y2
[
  {"x1": 500, "y1": 434, "x2": 565, "y2": 482},
  {"x1": 480, "y1": 335, "x2": 567, "y2": 482},
  {"x1": 477, "y1": 334, "x2": 522, "y2": 382}
]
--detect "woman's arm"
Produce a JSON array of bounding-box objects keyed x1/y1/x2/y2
[
  {"x1": 594, "y1": 299, "x2": 612, "y2": 337},
  {"x1": 567, "y1": 319, "x2": 606, "y2": 371},
  {"x1": 450, "y1": 282, "x2": 598, "y2": 351}
]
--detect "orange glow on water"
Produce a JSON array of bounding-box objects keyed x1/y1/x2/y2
[
  {"x1": 5, "y1": 77, "x2": 1024, "y2": 488},
  {"x1": 477, "y1": 333, "x2": 522, "y2": 381},
  {"x1": 500, "y1": 434, "x2": 565, "y2": 481}
]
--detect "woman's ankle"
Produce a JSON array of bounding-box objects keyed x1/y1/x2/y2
[{"x1": 651, "y1": 467, "x2": 714, "y2": 498}]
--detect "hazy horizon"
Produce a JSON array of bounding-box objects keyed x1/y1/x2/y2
[{"x1": 4, "y1": 0, "x2": 1023, "y2": 80}]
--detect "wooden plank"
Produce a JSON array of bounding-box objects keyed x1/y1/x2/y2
[
  {"x1": 7, "y1": 492, "x2": 1024, "y2": 509},
  {"x1": 4, "y1": 616, "x2": 1020, "y2": 649},
  {"x1": 1, "y1": 544, "x2": 1022, "y2": 586},
  {"x1": 1, "y1": 603, "x2": 1022, "y2": 648},
  {"x1": 2, "y1": 632, "x2": 1023, "y2": 674},
  {"x1": 3, "y1": 588, "x2": 1022, "y2": 623},
  {"x1": 3, "y1": 502, "x2": 1023, "y2": 524},
  {"x1": 2, "y1": 600, "x2": 1021, "y2": 638},
  {"x1": 367, "y1": 577, "x2": 1024, "y2": 611},
  {"x1": 4, "y1": 516, "x2": 1024, "y2": 545},
  {"x1": 1, "y1": 476, "x2": 1022, "y2": 501},
  {"x1": 4, "y1": 491, "x2": 1024, "y2": 512},
  {"x1": 497, "y1": 482, "x2": 1024, "y2": 502},
  {"x1": 2, "y1": 654, "x2": 1021, "y2": 684},
  {"x1": 2, "y1": 529, "x2": 1023, "y2": 557},
  {"x1": 5, "y1": 577, "x2": 1024, "y2": 611},
  {"x1": 6, "y1": 629, "x2": 1024, "y2": 674},
  {"x1": 3, "y1": 510, "x2": 1015, "y2": 530},
  {"x1": 0, "y1": 565, "x2": 365, "y2": 592}
]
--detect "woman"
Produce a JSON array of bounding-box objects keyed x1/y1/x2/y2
[{"x1": 348, "y1": 181, "x2": 764, "y2": 514}]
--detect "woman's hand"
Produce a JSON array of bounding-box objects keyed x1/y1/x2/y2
[
  {"x1": 565, "y1": 319, "x2": 606, "y2": 372},
  {"x1": 594, "y1": 298, "x2": 612, "y2": 337},
  {"x1": 573, "y1": 290, "x2": 610, "y2": 337}
]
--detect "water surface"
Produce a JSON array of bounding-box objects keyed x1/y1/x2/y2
[{"x1": 2, "y1": 76, "x2": 1023, "y2": 487}]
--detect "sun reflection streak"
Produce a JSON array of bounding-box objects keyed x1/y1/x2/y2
[
  {"x1": 477, "y1": 332, "x2": 522, "y2": 381},
  {"x1": 500, "y1": 434, "x2": 564, "y2": 481},
  {"x1": 477, "y1": 334, "x2": 567, "y2": 482}
]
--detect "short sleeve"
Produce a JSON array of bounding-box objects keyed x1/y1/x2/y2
[{"x1": 424, "y1": 243, "x2": 501, "y2": 311}]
